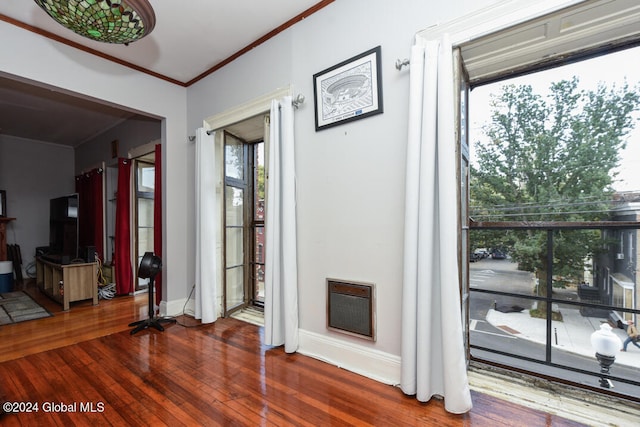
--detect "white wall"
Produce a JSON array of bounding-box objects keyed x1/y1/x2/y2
[
  {"x1": 0, "y1": 0, "x2": 506, "y2": 382},
  {"x1": 187, "y1": 0, "x2": 501, "y2": 379},
  {"x1": 0, "y1": 21, "x2": 189, "y2": 303},
  {"x1": 0, "y1": 135, "x2": 75, "y2": 273},
  {"x1": 75, "y1": 117, "x2": 161, "y2": 172}
]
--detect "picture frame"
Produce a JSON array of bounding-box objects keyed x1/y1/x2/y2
[
  {"x1": 0, "y1": 190, "x2": 5, "y2": 217},
  {"x1": 313, "y1": 46, "x2": 383, "y2": 131}
]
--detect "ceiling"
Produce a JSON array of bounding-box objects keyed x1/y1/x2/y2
[{"x1": 0, "y1": 1, "x2": 331, "y2": 147}]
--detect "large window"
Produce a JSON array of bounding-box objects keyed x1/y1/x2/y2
[{"x1": 467, "y1": 43, "x2": 640, "y2": 399}]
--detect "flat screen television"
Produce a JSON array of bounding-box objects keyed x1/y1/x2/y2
[{"x1": 48, "y1": 194, "x2": 79, "y2": 262}]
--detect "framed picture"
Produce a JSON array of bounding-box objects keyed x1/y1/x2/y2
[
  {"x1": 313, "y1": 46, "x2": 383, "y2": 131},
  {"x1": 0, "y1": 190, "x2": 5, "y2": 217}
]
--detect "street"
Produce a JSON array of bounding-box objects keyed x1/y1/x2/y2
[{"x1": 469, "y1": 258, "x2": 639, "y2": 396}]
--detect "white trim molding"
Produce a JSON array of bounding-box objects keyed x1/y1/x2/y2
[
  {"x1": 298, "y1": 329, "x2": 401, "y2": 386},
  {"x1": 128, "y1": 139, "x2": 160, "y2": 159},
  {"x1": 416, "y1": 0, "x2": 586, "y2": 45},
  {"x1": 203, "y1": 86, "x2": 293, "y2": 132},
  {"x1": 416, "y1": 0, "x2": 640, "y2": 85}
]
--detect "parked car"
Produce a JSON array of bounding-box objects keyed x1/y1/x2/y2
[
  {"x1": 474, "y1": 248, "x2": 490, "y2": 258},
  {"x1": 470, "y1": 252, "x2": 481, "y2": 262},
  {"x1": 491, "y1": 250, "x2": 507, "y2": 259}
]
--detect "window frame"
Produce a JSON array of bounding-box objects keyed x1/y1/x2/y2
[
  {"x1": 133, "y1": 157, "x2": 155, "y2": 292},
  {"x1": 222, "y1": 131, "x2": 266, "y2": 315},
  {"x1": 415, "y1": 0, "x2": 640, "y2": 401}
]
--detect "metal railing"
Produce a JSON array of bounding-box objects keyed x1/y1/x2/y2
[{"x1": 469, "y1": 220, "x2": 640, "y2": 400}]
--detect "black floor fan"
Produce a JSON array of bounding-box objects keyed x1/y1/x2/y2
[{"x1": 129, "y1": 252, "x2": 176, "y2": 335}]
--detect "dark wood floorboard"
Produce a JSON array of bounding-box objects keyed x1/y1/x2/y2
[{"x1": 0, "y1": 281, "x2": 588, "y2": 426}]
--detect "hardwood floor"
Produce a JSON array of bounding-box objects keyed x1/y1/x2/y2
[
  {"x1": 0, "y1": 281, "x2": 149, "y2": 363},
  {"x1": 0, "y1": 282, "x2": 588, "y2": 426}
]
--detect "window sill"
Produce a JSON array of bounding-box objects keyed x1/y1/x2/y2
[{"x1": 468, "y1": 364, "x2": 640, "y2": 426}]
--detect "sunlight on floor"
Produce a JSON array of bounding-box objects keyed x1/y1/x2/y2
[{"x1": 230, "y1": 306, "x2": 264, "y2": 327}]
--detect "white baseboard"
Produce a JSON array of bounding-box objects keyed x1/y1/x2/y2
[
  {"x1": 162, "y1": 297, "x2": 189, "y2": 317},
  {"x1": 163, "y1": 297, "x2": 222, "y2": 320},
  {"x1": 298, "y1": 329, "x2": 401, "y2": 385}
]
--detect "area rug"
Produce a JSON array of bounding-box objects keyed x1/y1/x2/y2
[{"x1": 0, "y1": 291, "x2": 52, "y2": 325}]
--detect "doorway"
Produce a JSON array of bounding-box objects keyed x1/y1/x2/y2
[
  {"x1": 133, "y1": 152, "x2": 155, "y2": 292},
  {"x1": 223, "y1": 129, "x2": 266, "y2": 316},
  {"x1": 204, "y1": 86, "x2": 291, "y2": 319}
]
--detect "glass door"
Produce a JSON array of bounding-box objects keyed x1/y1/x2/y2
[
  {"x1": 252, "y1": 141, "x2": 265, "y2": 305},
  {"x1": 455, "y1": 47, "x2": 471, "y2": 361},
  {"x1": 134, "y1": 156, "x2": 155, "y2": 291},
  {"x1": 223, "y1": 130, "x2": 266, "y2": 314},
  {"x1": 224, "y1": 133, "x2": 248, "y2": 314}
]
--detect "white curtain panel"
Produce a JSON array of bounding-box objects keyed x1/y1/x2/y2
[
  {"x1": 264, "y1": 96, "x2": 299, "y2": 353},
  {"x1": 195, "y1": 128, "x2": 219, "y2": 324},
  {"x1": 400, "y1": 35, "x2": 472, "y2": 414}
]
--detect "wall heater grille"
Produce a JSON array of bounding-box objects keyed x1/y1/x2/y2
[{"x1": 327, "y1": 279, "x2": 375, "y2": 341}]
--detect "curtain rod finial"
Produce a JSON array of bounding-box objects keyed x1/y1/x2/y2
[
  {"x1": 292, "y1": 93, "x2": 305, "y2": 109},
  {"x1": 396, "y1": 58, "x2": 410, "y2": 70}
]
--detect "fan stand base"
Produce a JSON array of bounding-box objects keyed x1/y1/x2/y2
[
  {"x1": 129, "y1": 317, "x2": 177, "y2": 335},
  {"x1": 128, "y1": 275, "x2": 175, "y2": 335}
]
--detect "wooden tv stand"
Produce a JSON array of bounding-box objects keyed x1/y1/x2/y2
[{"x1": 36, "y1": 257, "x2": 98, "y2": 311}]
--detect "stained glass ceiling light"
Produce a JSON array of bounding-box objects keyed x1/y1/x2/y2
[{"x1": 34, "y1": 0, "x2": 156, "y2": 45}]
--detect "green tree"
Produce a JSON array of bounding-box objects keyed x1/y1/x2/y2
[
  {"x1": 471, "y1": 77, "x2": 640, "y2": 311},
  {"x1": 256, "y1": 163, "x2": 265, "y2": 200}
]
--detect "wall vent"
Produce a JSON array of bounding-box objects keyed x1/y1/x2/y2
[{"x1": 327, "y1": 279, "x2": 375, "y2": 341}]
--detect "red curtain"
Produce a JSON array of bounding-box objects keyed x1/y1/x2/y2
[
  {"x1": 154, "y1": 144, "x2": 163, "y2": 305},
  {"x1": 75, "y1": 168, "x2": 104, "y2": 260},
  {"x1": 115, "y1": 158, "x2": 133, "y2": 295}
]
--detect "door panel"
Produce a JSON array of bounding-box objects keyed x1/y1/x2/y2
[
  {"x1": 224, "y1": 183, "x2": 246, "y2": 314},
  {"x1": 134, "y1": 159, "x2": 155, "y2": 291},
  {"x1": 225, "y1": 266, "x2": 244, "y2": 309},
  {"x1": 223, "y1": 133, "x2": 248, "y2": 315},
  {"x1": 455, "y1": 47, "x2": 471, "y2": 361},
  {"x1": 223, "y1": 131, "x2": 267, "y2": 314}
]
